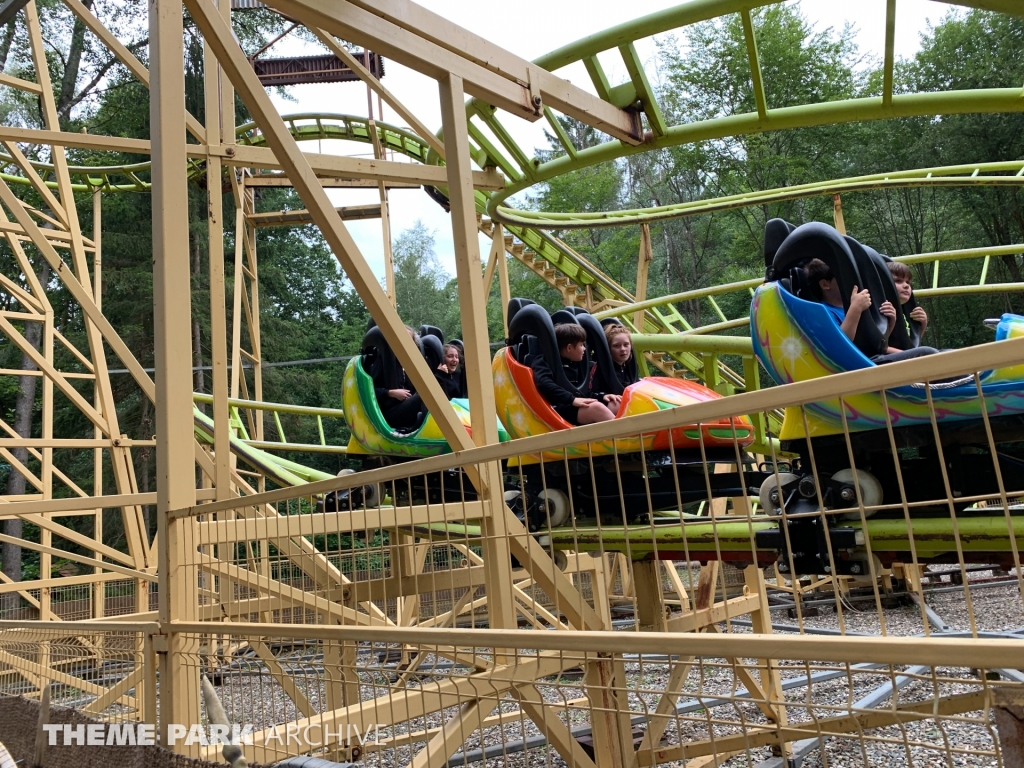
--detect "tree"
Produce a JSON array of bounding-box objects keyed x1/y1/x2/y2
[
  {"x1": 617, "y1": 5, "x2": 863, "y2": 324},
  {"x1": 391, "y1": 221, "x2": 461, "y2": 338}
]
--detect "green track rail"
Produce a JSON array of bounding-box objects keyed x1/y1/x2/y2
[{"x1": 409, "y1": 513, "x2": 1024, "y2": 564}]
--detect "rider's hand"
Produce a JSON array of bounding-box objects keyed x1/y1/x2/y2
[
  {"x1": 849, "y1": 285, "x2": 872, "y2": 313},
  {"x1": 604, "y1": 394, "x2": 622, "y2": 410},
  {"x1": 880, "y1": 300, "x2": 897, "y2": 336},
  {"x1": 389, "y1": 388, "x2": 412, "y2": 401},
  {"x1": 910, "y1": 306, "x2": 928, "y2": 327},
  {"x1": 572, "y1": 397, "x2": 597, "y2": 408}
]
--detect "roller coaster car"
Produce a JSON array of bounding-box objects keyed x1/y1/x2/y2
[
  {"x1": 751, "y1": 219, "x2": 1024, "y2": 574},
  {"x1": 331, "y1": 324, "x2": 509, "y2": 510},
  {"x1": 493, "y1": 299, "x2": 768, "y2": 530}
]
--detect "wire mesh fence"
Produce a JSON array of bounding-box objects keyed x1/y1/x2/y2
[{"x1": 2, "y1": 341, "x2": 1024, "y2": 765}]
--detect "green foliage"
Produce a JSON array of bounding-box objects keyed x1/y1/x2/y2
[{"x1": 392, "y1": 221, "x2": 463, "y2": 339}]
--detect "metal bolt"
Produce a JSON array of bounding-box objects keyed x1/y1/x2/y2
[
  {"x1": 769, "y1": 489, "x2": 781, "y2": 505},
  {"x1": 849, "y1": 563, "x2": 862, "y2": 575},
  {"x1": 840, "y1": 486, "x2": 857, "y2": 502},
  {"x1": 532, "y1": 95, "x2": 543, "y2": 107},
  {"x1": 777, "y1": 562, "x2": 789, "y2": 573},
  {"x1": 823, "y1": 564, "x2": 832, "y2": 573}
]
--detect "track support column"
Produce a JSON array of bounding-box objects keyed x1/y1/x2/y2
[
  {"x1": 438, "y1": 72, "x2": 516, "y2": 635},
  {"x1": 151, "y1": 0, "x2": 199, "y2": 745}
]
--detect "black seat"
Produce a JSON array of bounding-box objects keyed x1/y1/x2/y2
[
  {"x1": 550, "y1": 308, "x2": 580, "y2": 326},
  {"x1": 507, "y1": 301, "x2": 582, "y2": 397},
  {"x1": 419, "y1": 325, "x2": 444, "y2": 343},
  {"x1": 562, "y1": 306, "x2": 624, "y2": 396},
  {"x1": 360, "y1": 326, "x2": 401, "y2": 389},
  {"x1": 764, "y1": 218, "x2": 797, "y2": 280},
  {"x1": 421, "y1": 334, "x2": 445, "y2": 371},
  {"x1": 770, "y1": 222, "x2": 889, "y2": 359},
  {"x1": 507, "y1": 298, "x2": 536, "y2": 328},
  {"x1": 359, "y1": 326, "x2": 428, "y2": 432}
]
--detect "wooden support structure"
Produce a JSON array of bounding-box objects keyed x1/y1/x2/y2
[
  {"x1": 0, "y1": 2, "x2": 1017, "y2": 767},
  {"x1": 634, "y1": 222, "x2": 653, "y2": 332},
  {"x1": 151, "y1": 0, "x2": 200, "y2": 741}
]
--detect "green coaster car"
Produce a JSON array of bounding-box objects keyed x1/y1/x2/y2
[{"x1": 342, "y1": 326, "x2": 509, "y2": 459}]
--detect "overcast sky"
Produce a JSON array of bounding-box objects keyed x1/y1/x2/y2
[{"x1": 264, "y1": 0, "x2": 958, "y2": 282}]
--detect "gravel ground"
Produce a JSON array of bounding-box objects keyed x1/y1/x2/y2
[{"x1": 143, "y1": 565, "x2": 1024, "y2": 768}]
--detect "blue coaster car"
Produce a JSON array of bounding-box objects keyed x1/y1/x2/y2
[{"x1": 749, "y1": 220, "x2": 1024, "y2": 574}]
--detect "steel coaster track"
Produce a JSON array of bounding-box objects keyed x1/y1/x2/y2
[
  {"x1": 468, "y1": 0, "x2": 1024, "y2": 229},
  {"x1": 0, "y1": 112, "x2": 732, "y2": 386},
  {"x1": 5, "y1": 110, "x2": 1021, "y2": 412}
]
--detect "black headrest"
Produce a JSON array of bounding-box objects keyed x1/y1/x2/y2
[
  {"x1": 360, "y1": 326, "x2": 402, "y2": 390},
  {"x1": 764, "y1": 219, "x2": 797, "y2": 277},
  {"x1": 507, "y1": 298, "x2": 536, "y2": 327},
  {"x1": 569, "y1": 308, "x2": 624, "y2": 396},
  {"x1": 419, "y1": 325, "x2": 444, "y2": 343},
  {"x1": 772, "y1": 222, "x2": 888, "y2": 358},
  {"x1": 507, "y1": 303, "x2": 580, "y2": 396},
  {"x1": 550, "y1": 309, "x2": 580, "y2": 327},
  {"x1": 421, "y1": 334, "x2": 444, "y2": 370},
  {"x1": 600, "y1": 317, "x2": 624, "y2": 328}
]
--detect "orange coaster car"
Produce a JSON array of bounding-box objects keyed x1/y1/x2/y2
[{"x1": 492, "y1": 300, "x2": 766, "y2": 529}]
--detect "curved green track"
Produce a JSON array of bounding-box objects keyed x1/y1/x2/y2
[{"x1": 471, "y1": 0, "x2": 1024, "y2": 229}]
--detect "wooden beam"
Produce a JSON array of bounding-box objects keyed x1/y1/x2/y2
[
  {"x1": 244, "y1": 176, "x2": 420, "y2": 189},
  {"x1": 514, "y1": 684, "x2": 598, "y2": 768},
  {"x1": 228, "y1": 652, "x2": 573, "y2": 763},
  {"x1": 368, "y1": 119, "x2": 396, "y2": 306},
  {"x1": 312, "y1": 29, "x2": 445, "y2": 161},
  {"x1": 0, "y1": 314, "x2": 107, "y2": 430},
  {"x1": 637, "y1": 691, "x2": 987, "y2": 765},
  {"x1": 0, "y1": 140, "x2": 69, "y2": 226},
  {"x1": 0, "y1": 127, "x2": 501, "y2": 189},
  {"x1": 193, "y1": 551, "x2": 386, "y2": 627},
  {"x1": 252, "y1": 640, "x2": 317, "y2": 717},
  {"x1": 0, "y1": 178, "x2": 156, "y2": 401},
  {"x1": 184, "y1": 0, "x2": 477, "y2": 457},
  {"x1": 151, "y1": 0, "x2": 200, "y2": 739},
  {"x1": 439, "y1": 72, "x2": 516, "y2": 634},
  {"x1": 301, "y1": 0, "x2": 643, "y2": 144},
  {"x1": 211, "y1": 142, "x2": 504, "y2": 188},
  {"x1": 0, "y1": 646, "x2": 137, "y2": 708},
  {"x1": 247, "y1": 203, "x2": 382, "y2": 227},
  {"x1": 197, "y1": 501, "x2": 483, "y2": 542},
  {"x1": 410, "y1": 699, "x2": 494, "y2": 768},
  {"x1": 0, "y1": 532, "x2": 154, "y2": 581}
]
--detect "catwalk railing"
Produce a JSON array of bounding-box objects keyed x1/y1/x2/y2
[{"x1": 3, "y1": 337, "x2": 1023, "y2": 763}]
